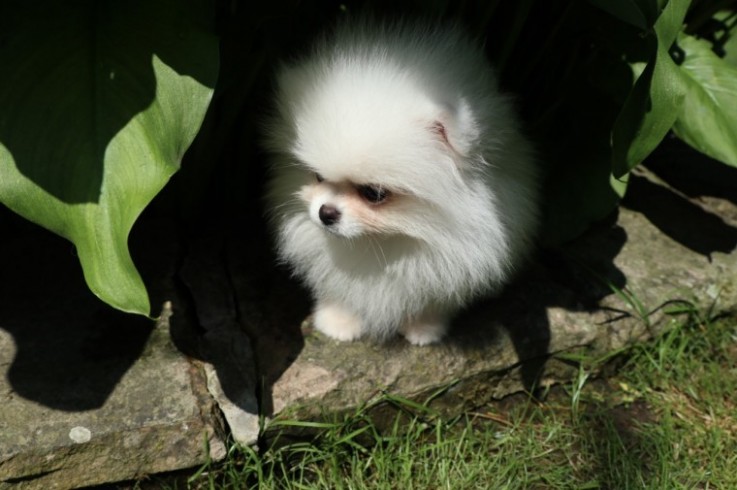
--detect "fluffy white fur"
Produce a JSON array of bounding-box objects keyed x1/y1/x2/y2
[{"x1": 264, "y1": 19, "x2": 539, "y2": 345}]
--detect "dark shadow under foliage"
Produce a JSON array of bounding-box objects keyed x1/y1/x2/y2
[
  {"x1": 624, "y1": 138, "x2": 737, "y2": 259},
  {"x1": 0, "y1": 210, "x2": 153, "y2": 411}
]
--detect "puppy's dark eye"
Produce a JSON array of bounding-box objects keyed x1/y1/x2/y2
[
  {"x1": 357, "y1": 184, "x2": 389, "y2": 204},
  {"x1": 315, "y1": 173, "x2": 325, "y2": 183}
]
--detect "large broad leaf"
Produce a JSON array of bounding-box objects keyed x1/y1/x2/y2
[
  {"x1": 724, "y1": 19, "x2": 737, "y2": 67},
  {"x1": 611, "y1": 0, "x2": 690, "y2": 177},
  {"x1": 0, "y1": 0, "x2": 218, "y2": 316},
  {"x1": 672, "y1": 33, "x2": 737, "y2": 167}
]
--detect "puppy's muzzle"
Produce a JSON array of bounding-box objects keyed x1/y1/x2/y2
[{"x1": 319, "y1": 204, "x2": 341, "y2": 226}]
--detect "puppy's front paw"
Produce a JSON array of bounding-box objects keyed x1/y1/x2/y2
[
  {"x1": 400, "y1": 320, "x2": 447, "y2": 346},
  {"x1": 313, "y1": 303, "x2": 363, "y2": 341}
]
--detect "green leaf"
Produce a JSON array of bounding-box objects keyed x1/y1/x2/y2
[
  {"x1": 724, "y1": 21, "x2": 737, "y2": 67},
  {"x1": 612, "y1": 0, "x2": 691, "y2": 177},
  {"x1": 0, "y1": 0, "x2": 218, "y2": 316},
  {"x1": 671, "y1": 33, "x2": 737, "y2": 167}
]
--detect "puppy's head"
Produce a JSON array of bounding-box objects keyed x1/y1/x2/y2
[{"x1": 270, "y1": 57, "x2": 483, "y2": 241}]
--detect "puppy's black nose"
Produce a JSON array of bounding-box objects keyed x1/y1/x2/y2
[{"x1": 319, "y1": 204, "x2": 341, "y2": 226}]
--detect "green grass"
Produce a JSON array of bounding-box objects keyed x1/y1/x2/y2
[{"x1": 141, "y1": 309, "x2": 737, "y2": 490}]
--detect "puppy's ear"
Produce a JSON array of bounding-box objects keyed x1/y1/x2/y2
[{"x1": 430, "y1": 98, "x2": 479, "y2": 157}]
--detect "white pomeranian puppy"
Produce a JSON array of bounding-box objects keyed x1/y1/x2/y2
[{"x1": 264, "y1": 19, "x2": 539, "y2": 345}]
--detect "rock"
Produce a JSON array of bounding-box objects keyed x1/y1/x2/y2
[
  {"x1": 0, "y1": 302, "x2": 226, "y2": 490},
  {"x1": 204, "y1": 361, "x2": 259, "y2": 447},
  {"x1": 0, "y1": 219, "x2": 227, "y2": 489}
]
